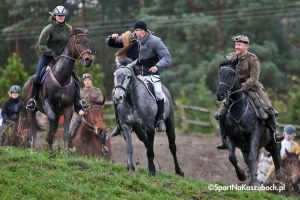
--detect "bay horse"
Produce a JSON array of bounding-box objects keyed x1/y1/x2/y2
[
  {"x1": 22, "y1": 28, "x2": 93, "y2": 150},
  {"x1": 70, "y1": 104, "x2": 111, "y2": 159},
  {"x1": 216, "y1": 57, "x2": 281, "y2": 185},
  {"x1": 0, "y1": 112, "x2": 31, "y2": 147},
  {"x1": 113, "y1": 58, "x2": 184, "y2": 176},
  {"x1": 281, "y1": 150, "x2": 300, "y2": 193}
]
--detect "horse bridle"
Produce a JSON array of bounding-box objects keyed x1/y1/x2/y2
[
  {"x1": 81, "y1": 105, "x2": 104, "y2": 134},
  {"x1": 218, "y1": 66, "x2": 242, "y2": 99},
  {"x1": 59, "y1": 33, "x2": 91, "y2": 61},
  {"x1": 114, "y1": 66, "x2": 134, "y2": 94}
]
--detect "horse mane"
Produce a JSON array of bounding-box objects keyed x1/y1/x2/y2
[{"x1": 70, "y1": 28, "x2": 87, "y2": 36}]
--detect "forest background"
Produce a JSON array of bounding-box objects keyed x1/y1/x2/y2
[{"x1": 0, "y1": 0, "x2": 300, "y2": 125}]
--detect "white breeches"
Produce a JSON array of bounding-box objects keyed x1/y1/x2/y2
[{"x1": 143, "y1": 75, "x2": 164, "y2": 100}]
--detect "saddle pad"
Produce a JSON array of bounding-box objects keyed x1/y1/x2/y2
[{"x1": 136, "y1": 75, "x2": 166, "y2": 101}]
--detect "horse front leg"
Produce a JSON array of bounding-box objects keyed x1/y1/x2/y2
[
  {"x1": 248, "y1": 131, "x2": 260, "y2": 186},
  {"x1": 63, "y1": 106, "x2": 73, "y2": 149},
  {"x1": 43, "y1": 100, "x2": 58, "y2": 150},
  {"x1": 122, "y1": 124, "x2": 135, "y2": 173},
  {"x1": 268, "y1": 140, "x2": 282, "y2": 179},
  {"x1": 27, "y1": 110, "x2": 38, "y2": 148},
  {"x1": 227, "y1": 136, "x2": 247, "y2": 181}
]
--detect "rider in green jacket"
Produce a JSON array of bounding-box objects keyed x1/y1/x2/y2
[{"x1": 26, "y1": 5, "x2": 87, "y2": 112}]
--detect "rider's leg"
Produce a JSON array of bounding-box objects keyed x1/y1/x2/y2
[
  {"x1": 68, "y1": 114, "x2": 82, "y2": 138},
  {"x1": 26, "y1": 55, "x2": 53, "y2": 110},
  {"x1": 72, "y1": 71, "x2": 88, "y2": 113},
  {"x1": 257, "y1": 89, "x2": 284, "y2": 142},
  {"x1": 215, "y1": 102, "x2": 228, "y2": 149},
  {"x1": 152, "y1": 76, "x2": 166, "y2": 132}
]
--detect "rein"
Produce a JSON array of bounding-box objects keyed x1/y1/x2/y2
[
  {"x1": 114, "y1": 65, "x2": 151, "y2": 96},
  {"x1": 81, "y1": 105, "x2": 104, "y2": 134},
  {"x1": 58, "y1": 33, "x2": 91, "y2": 61}
]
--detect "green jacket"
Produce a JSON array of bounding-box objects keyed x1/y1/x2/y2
[
  {"x1": 38, "y1": 22, "x2": 72, "y2": 56},
  {"x1": 226, "y1": 51, "x2": 263, "y2": 91}
]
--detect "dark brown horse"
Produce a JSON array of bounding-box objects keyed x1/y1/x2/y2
[
  {"x1": 70, "y1": 104, "x2": 111, "y2": 159},
  {"x1": 1, "y1": 113, "x2": 31, "y2": 147},
  {"x1": 22, "y1": 28, "x2": 93, "y2": 150}
]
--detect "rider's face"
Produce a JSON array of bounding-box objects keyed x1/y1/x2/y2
[
  {"x1": 134, "y1": 28, "x2": 147, "y2": 39},
  {"x1": 55, "y1": 15, "x2": 65, "y2": 23},
  {"x1": 10, "y1": 92, "x2": 19, "y2": 99},
  {"x1": 235, "y1": 42, "x2": 249, "y2": 55},
  {"x1": 83, "y1": 78, "x2": 93, "y2": 87}
]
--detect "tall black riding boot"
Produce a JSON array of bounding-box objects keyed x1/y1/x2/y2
[
  {"x1": 73, "y1": 72, "x2": 88, "y2": 113},
  {"x1": 111, "y1": 103, "x2": 121, "y2": 137},
  {"x1": 26, "y1": 81, "x2": 41, "y2": 110},
  {"x1": 156, "y1": 99, "x2": 166, "y2": 132},
  {"x1": 69, "y1": 115, "x2": 82, "y2": 138},
  {"x1": 266, "y1": 111, "x2": 284, "y2": 142}
]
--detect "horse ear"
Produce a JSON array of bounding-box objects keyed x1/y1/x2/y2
[{"x1": 126, "y1": 59, "x2": 138, "y2": 68}]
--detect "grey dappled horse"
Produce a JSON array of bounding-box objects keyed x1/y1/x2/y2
[
  {"x1": 23, "y1": 28, "x2": 93, "y2": 149},
  {"x1": 113, "y1": 59, "x2": 184, "y2": 176},
  {"x1": 216, "y1": 58, "x2": 281, "y2": 185}
]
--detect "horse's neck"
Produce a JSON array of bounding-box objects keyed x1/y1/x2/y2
[
  {"x1": 127, "y1": 76, "x2": 151, "y2": 107},
  {"x1": 52, "y1": 47, "x2": 75, "y2": 85},
  {"x1": 228, "y1": 84, "x2": 247, "y2": 112}
]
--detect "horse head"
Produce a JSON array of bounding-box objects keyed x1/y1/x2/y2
[
  {"x1": 68, "y1": 28, "x2": 93, "y2": 67},
  {"x1": 113, "y1": 58, "x2": 137, "y2": 104},
  {"x1": 216, "y1": 56, "x2": 239, "y2": 101},
  {"x1": 82, "y1": 104, "x2": 105, "y2": 136},
  {"x1": 283, "y1": 150, "x2": 300, "y2": 188}
]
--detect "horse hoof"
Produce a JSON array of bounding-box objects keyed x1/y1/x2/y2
[
  {"x1": 177, "y1": 171, "x2": 184, "y2": 177},
  {"x1": 237, "y1": 171, "x2": 247, "y2": 181},
  {"x1": 149, "y1": 170, "x2": 156, "y2": 176}
]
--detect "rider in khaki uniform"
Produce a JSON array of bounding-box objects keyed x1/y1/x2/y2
[
  {"x1": 216, "y1": 35, "x2": 284, "y2": 149},
  {"x1": 69, "y1": 73, "x2": 104, "y2": 138}
]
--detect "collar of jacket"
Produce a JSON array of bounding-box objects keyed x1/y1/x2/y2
[{"x1": 238, "y1": 51, "x2": 248, "y2": 60}]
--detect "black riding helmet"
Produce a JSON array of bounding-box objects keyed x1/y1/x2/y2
[{"x1": 9, "y1": 85, "x2": 20, "y2": 94}]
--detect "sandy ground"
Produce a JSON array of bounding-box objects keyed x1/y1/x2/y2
[{"x1": 36, "y1": 129, "x2": 247, "y2": 184}]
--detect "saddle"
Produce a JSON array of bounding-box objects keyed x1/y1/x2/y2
[
  {"x1": 246, "y1": 91, "x2": 268, "y2": 120},
  {"x1": 136, "y1": 75, "x2": 166, "y2": 101}
]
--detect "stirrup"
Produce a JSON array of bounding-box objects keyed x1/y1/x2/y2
[
  {"x1": 26, "y1": 99, "x2": 36, "y2": 110},
  {"x1": 80, "y1": 99, "x2": 89, "y2": 110},
  {"x1": 216, "y1": 138, "x2": 228, "y2": 150}
]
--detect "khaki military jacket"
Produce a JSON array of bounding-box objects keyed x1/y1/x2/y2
[
  {"x1": 226, "y1": 51, "x2": 263, "y2": 91},
  {"x1": 80, "y1": 86, "x2": 104, "y2": 105}
]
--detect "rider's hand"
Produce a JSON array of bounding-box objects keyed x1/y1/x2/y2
[
  {"x1": 79, "y1": 110, "x2": 85, "y2": 116},
  {"x1": 111, "y1": 33, "x2": 119, "y2": 40},
  {"x1": 149, "y1": 66, "x2": 158, "y2": 73}
]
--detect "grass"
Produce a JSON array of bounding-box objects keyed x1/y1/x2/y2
[{"x1": 0, "y1": 147, "x2": 297, "y2": 200}]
